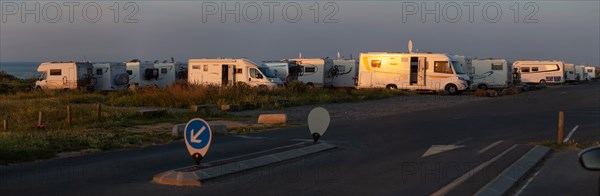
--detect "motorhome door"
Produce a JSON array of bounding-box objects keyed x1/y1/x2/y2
[
  {"x1": 418, "y1": 57, "x2": 426, "y2": 86},
  {"x1": 410, "y1": 57, "x2": 425, "y2": 86},
  {"x1": 69, "y1": 67, "x2": 76, "y2": 88},
  {"x1": 221, "y1": 65, "x2": 229, "y2": 86}
]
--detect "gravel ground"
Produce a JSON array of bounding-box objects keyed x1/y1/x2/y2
[{"x1": 234, "y1": 93, "x2": 489, "y2": 123}]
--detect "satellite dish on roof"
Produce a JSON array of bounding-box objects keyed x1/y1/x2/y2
[{"x1": 408, "y1": 40, "x2": 413, "y2": 53}]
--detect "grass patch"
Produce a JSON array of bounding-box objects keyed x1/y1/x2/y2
[
  {"x1": 531, "y1": 140, "x2": 600, "y2": 151},
  {"x1": 0, "y1": 79, "x2": 413, "y2": 163}
]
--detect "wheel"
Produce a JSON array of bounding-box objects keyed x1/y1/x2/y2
[
  {"x1": 445, "y1": 84, "x2": 458, "y2": 95},
  {"x1": 478, "y1": 84, "x2": 488, "y2": 90},
  {"x1": 306, "y1": 82, "x2": 314, "y2": 88},
  {"x1": 35, "y1": 86, "x2": 42, "y2": 91},
  {"x1": 539, "y1": 80, "x2": 547, "y2": 87},
  {"x1": 386, "y1": 84, "x2": 397, "y2": 90},
  {"x1": 258, "y1": 85, "x2": 268, "y2": 91}
]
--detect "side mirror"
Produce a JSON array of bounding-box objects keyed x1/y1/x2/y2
[{"x1": 579, "y1": 146, "x2": 600, "y2": 170}]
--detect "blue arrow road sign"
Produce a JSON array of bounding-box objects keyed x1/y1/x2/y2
[{"x1": 184, "y1": 118, "x2": 212, "y2": 157}]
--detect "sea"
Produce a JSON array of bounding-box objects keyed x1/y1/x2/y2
[{"x1": 0, "y1": 62, "x2": 42, "y2": 79}]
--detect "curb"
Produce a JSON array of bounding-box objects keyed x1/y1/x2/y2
[
  {"x1": 474, "y1": 145, "x2": 550, "y2": 196},
  {"x1": 153, "y1": 142, "x2": 337, "y2": 187}
]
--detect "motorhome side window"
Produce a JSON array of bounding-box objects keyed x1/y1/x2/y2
[
  {"x1": 521, "y1": 67, "x2": 530, "y2": 72},
  {"x1": 434, "y1": 61, "x2": 453, "y2": 74},
  {"x1": 249, "y1": 68, "x2": 261, "y2": 78},
  {"x1": 531, "y1": 67, "x2": 539, "y2": 72},
  {"x1": 127, "y1": 70, "x2": 132, "y2": 75},
  {"x1": 96, "y1": 69, "x2": 103, "y2": 75},
  {"x1": 203, "y1": 65, "x2": 208, "y2": 71},
  {"x1": 305, "y1": 67, "x2": 316, "y2": 73},
  {"x1": 491, "y1": 63, "x2": 503, "y2": 70},
  {"x1": 588, "y1": 69, "x2": 593, "y2": 73},
  {"x1": 236, "y1": 69, "x2": 243, "y2": 74},
  {"x1": 371, "y1": 60, "x2": 381, "y2": 68},
  {"x1": 161, "y1": 68, "x2": 168, "y2": 74},
  {"x1": 50, "y1": 69, "x2": 62, "y2": 76}
]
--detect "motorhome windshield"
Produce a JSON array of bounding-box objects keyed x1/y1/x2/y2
[
  {"x1": 258, "y1": 67, "x2": 277, "y2": 78},
  {"x1": 451, "y1": 61, "x2": 464, "y2": 74}
]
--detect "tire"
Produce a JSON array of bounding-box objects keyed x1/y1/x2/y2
[
  {"x1": 306, "y1": 82, "x2": 314, "y2": 88},
  {"x1": 35, "y1": 86, "x2": 42, "y2": 91},
  {"x1": 258, "y1": 85, "x2": 268, "y2": 91},
  {"x1": 386, "y1": 84, "x2": 397, "y2": 90},
  {"x1": 445, "y1": 84, "x2": 458, "y2": 95},
  {"x1": 478, "y1": 84, "x2": 488, "y2": 90},
  {"x1": 539, "y1": 80, "x2": 547, "y2": 87}
]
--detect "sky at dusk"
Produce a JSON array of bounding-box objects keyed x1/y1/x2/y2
[{"x1": 1, "y1": 1, "x2": 599, "y2": 66}]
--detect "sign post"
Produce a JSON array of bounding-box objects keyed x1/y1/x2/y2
[{"x1": 184, "y1": 118, "x2": 212, "y2": 167}]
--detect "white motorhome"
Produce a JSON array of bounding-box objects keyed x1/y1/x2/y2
[
  {"x1": 575, "y1": 65, "x2": 589, "y2": 81},
  {"x1": 153, "y1": 61, "x2": 188, "y2": 88},
  {"x1": 513, "y1": 60, "x2": 565, "y2": 85},
  {"x1": 471, "y1": 58, "x2": 514, "y2": 89},
  {"x1": 125, "y1": 60, "x2": 159, "y2": 88},
  {"x1": 287, "y1": 58, "x2": 334, "y2": 87},
  {"x1": 453, "y1": 55, "x2": 473, "y2": 79},
  {"x1": 564, "y1": 63, "x2": 577, "y2": 82},
  {"x1": 188, "y1": 58, "x2": 283, "y2": 88},
  {"x1": 356, "y1": 52, "x2": 471, "y2": 94},
  {"x1": 92, "y1": 63, "x2": 129, "y2": 91},
  {"x1": 584, "y1": 66, "x2": 597, "y2": 79},
  {"x1": 331, "y1": 58, "x2": 358, "y2": 88},
  {"x1": 35, "y1": 62, "x2": 96, "y2": 90}
]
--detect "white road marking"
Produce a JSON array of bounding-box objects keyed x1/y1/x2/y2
[
  {"x1": 478, "y1": 140, "x2": 504, "y2": 154},
  {"x1": 563, "y1": 125, "x2": 579, "y2": 143},
  {"x1": 514, "y1": 170, "x2": 542, "y2": 196},
  {"x1": 422, "y1": 138, "x2": 472, "y2": 158},
  {"x1": 431, "y1": 144, "x2": 518, "y2": 196}
]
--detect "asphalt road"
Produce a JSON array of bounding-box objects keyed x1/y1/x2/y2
[{"x1": 1, "y1": 82, "x2": 599, "y2": 195}]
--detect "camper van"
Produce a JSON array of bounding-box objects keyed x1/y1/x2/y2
[
  {"x1": 575, "y1": 65, "x2": 589, "y2": 81},
  {"x1": 35, "y1": 62, "x2": 96, "y2": 90},
  {"x1": 259, "y1": 60, "x2": 301, "y2": 84},
  {"x1": 453, "y1": 55, "x2": 473, "y2": 79},
  {"x1": 331, "y1": 58, "x2": 358, "y2": 88},
  {"x1": 513, "y1": 60, "x2": 565, "y2": 85},
  {"x1": 153, "y1": 62, "x2": 188, "y2": 88},
  {"x1": 356, "y1": 52, "x2": 471, "y2": 94},
  {"x1": 125, "y1": 60, "x2": 158, "y2": 88},
  {"x1": 188, "y1": 58, "x2": 283, "y2": 88},
  {"x1": 287, "y1": 58, "x2": 334, "y2": 87},
  {"x1": 564, "y1": 63, "x2": 577, "y2": 82},
  {"x1": 92, "y1": 63, "x2": 129, "y2": 91},
  {"x1": 584, "y1": 66, "x2": 597, "y2": 80},
  {"x1": 471, "y1": 58, "x2": 514, "y2": 89}
]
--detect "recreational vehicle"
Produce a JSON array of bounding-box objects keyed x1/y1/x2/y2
[
  {"x1": 259, "y1": 60, "x2": 301, "y2": 84},
  {"x1": 513, "y1": 60, "x2": 565, "y2": 85},
  {"x1": 92, "y1": 63, "x2": 129, "y2": 91},
  {"x1": 35, "y1": 62, "x2": 96, "y2": 90},
  {"x1": 153, "y1": 61, "x2": 188, "y2": 88},
  {"x1": 356, "y1": 52, "x2": 471, "y2": 94},
  {"x1": 125, "y1": 60, "x2": 158, "y2": 88},
  {"x1": 287, "y1": 58, "x2": 334, "y2": 87},
  {"x1": 575, "y1": 65, "x2": 589, "y2": 81},
  {"x1": 564, "y1": 63, "x2": 577, "y2": 82},
  {"x1": 331, "y1": 58, "x2": 358, "y2": 88},
  {"x1": 188, "y1": 58, "x2": 283, "y2": 88},
  {"x1": 584, "y1": 66, "x2": 597, "y2": 79},
  {"x1": 453, "y1": 55, "x2": 473, "y2": 79},
  {"x1": 471, "y1": 58, "x2": 514, "y2": 89}
]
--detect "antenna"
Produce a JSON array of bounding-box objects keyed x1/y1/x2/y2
[{"x1": 408, "y1": 40, "x2": 413, "y2": 53}]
